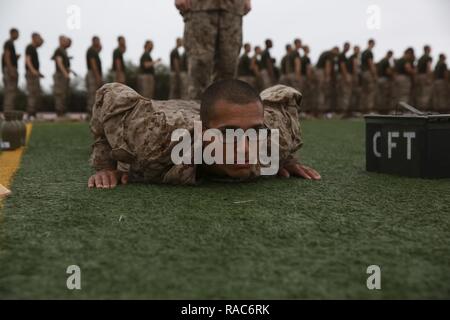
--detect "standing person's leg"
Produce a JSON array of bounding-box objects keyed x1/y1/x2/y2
[
  {"x1": 184, "y1": 11, "x2": 218, "y2": 100},
  {"x1": 26, "y1": 72, "x2": 41, "y2": 116},
  {"x1": 179, "y1": 71, "x2": 189, "y2": 99},
  {"x1": 2, "y1": 67, "x2": 18, "y2": 112},
  {"x1": 53, "y1": 73, "x2": 63, "y2": 116},
  {"x1": 315, "y1": 69, "x2": 326, "y2": 116},
  {"x1": 86, "y1": 71, "x2": 97, "y2": 114},
  {"x1": 148, "y1": 74, "x2": 155, "y2": 99},
  {"x1": 214, "y1": 11, "x2": 242, "y2": 82},
  {"x1": 395, "y1": 75, "x2": 411, "y2": 105},
  {"x1": 114, "y1": 71, "x2": 126, "y2": 84},
  {"x1": 169, "y1": 71, "x2": 180, "y2": 99}
]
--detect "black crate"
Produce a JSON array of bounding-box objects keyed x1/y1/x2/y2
[{"x1": 365, "y1": 113, "x2": 450, "y2": 179}]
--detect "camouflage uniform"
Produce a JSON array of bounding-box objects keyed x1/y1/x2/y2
[
  {"x1": 376, "y1": 57, "x2": 393, "y2": 113},
  {"x1": 393, "y1": 57, "x2": 413, "y2": 106},
  {"x1": 52, "y1": 47, "x2": 70, "y2": 115},
  {"x1": 85, "y1": 46, "x2": 103, "y2": 113},
  {"x1": 25, "y1": 72, "x2": 41, "y2": 114},
  {"x1": 237, "y1": 52, "x2": 256, "y2": 88},
  {"x1": 432, "y1": 61, "x2": 449, "y2": 112},
  {"x1": 2, "y1": 38, "x2": 19, "y2": 112},
  {"x1": 415, "y1": 54, "x2": 433, "y2": 109},
  {"x1": 183, "y1": 0, "x2": 246, "y2": 99},
  {"x1": 360, "y1": 49, "x2": 376, "y2": 113},
  {"x1": 2, "y1": 67, "x2": 18, "y2": 112},
  {"x1": 90, "y1": 83, "x2": 303, "y2": 185}
]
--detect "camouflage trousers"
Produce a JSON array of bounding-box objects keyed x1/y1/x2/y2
[
  {"x1": 349, "y1": 75, "x2": 361, "y2": 112},
  {"x1": 137, "y1": 74, "x2": 155, "y2": 99},
  {"x1": 237, "y1": 75, "x2": 257, "y2": 89},
  {"x1": 184, "y1": 10, "x2": 242, "y2": 99},
  {"x1": 336, "y1": 75, "x2": 352, "y2": 113},
  {"x1": 86, "y1": 70, "x2": 102, "y2": 113},
  {"x1": 376, "y1": 77, "x2": 393, "y2": 113},
  {"x1": 279, "y1": 73, "x2": 291, "y2": 87},
  {"x1": 25, "y1": 72, "x2": 41, "y2": 114},
  {"x1": 294, "y1": 76, "x2": 315, "y2": 113},
  {"x1": 315, "y1": 69, "x2": 332, "y2": 112},
  {"x1": 170, "y1": 71, "x2": 189, "y2": 99},
  {"x1": 393, "y1": 75, "x2": 411, "y2": 106},
  {"x1": 415, "y1": 74, "x2": 433, "y2": 109},
  {"x1": 259, "y1": 69, "x2": 273, "y2": 91},
  {"x1": 2, "y1": 67, "x2": 18, "y2": 112},
  {"x1": 53, "y1": 72, "x2": 70, "y2": 115},
  {"x1": 114, "y1": 71, "x2": 126, "y2": 84},
  {"x1": 432, "y1": 79, "x2": 449, "y2": 112},
  {"x1": 361, "y1": 71, "x2": 376, "y2": 113}
]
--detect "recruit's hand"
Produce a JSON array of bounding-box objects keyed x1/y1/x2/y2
[
  {"x1": 175, "y1": 0, "x2": 191, "y2": 13},
  {"x1": 88, "y1": 169, "x2": 129, "y2": 189},
  {"x1": 277, "y1": 161, "x2": 321, "y2": 180}
]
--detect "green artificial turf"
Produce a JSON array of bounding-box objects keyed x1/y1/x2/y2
[{"x1": 0, "y1": 120, "x2": 449, "y2": 299}]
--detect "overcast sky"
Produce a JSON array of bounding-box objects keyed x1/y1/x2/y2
[{"x1": 1, "y1": 0, "x2": 449, "y2": 91}]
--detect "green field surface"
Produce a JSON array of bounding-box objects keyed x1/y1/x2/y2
[{"x1": 0, "y1": 120, "x2": 449, "y2": 299}]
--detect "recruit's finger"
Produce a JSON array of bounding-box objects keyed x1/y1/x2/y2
[
  {"x1": 100, "y1": 172, "x2": 111, "y2": 189},
  {"x1": 302, "y1": 165, "x2": 322, "y2": 180},
  {"x1": 277, "y1": 167, "x2": 290, "y2": 178},
  {"x1": 293, "y1": 164, "x2": 312, "y2": 180},
  {"x1": 108, "y1": 171, "x2": 118, "y2": 188},
  {"x1": 94, "y1": 174, "x2": 103, "y2": 189},
  {"x1": 88, "y1": 175, "x2": 95, "y2": 188}
]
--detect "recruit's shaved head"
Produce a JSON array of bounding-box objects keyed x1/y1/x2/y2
[{"x1": 200, "y1": 79, "x2": 262, "y2": 125}]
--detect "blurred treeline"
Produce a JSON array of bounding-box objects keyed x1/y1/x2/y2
[{"x1": 0, "y1": 61, "x2": 170, "y2": 112}]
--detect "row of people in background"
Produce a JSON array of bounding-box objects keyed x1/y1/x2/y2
[
  {"x1": 237, "y1": 38, "x2": 449, "y2": 116},
  {"x1": 1, "y1": 29, "x2": 167, "y2": 118},
  {"x1": 2, "y1": 28, "x2": 449, "y2": 119}
]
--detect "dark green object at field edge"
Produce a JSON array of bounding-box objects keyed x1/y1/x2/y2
[
  {"x1": 0, "y1": 120, "x2": 449, "y2": 299},
  {"x1": 0, "y1": 111, "x2": 26, "y2": 150}
]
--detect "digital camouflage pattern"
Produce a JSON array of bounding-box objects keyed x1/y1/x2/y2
[
  {"x1": 183, "y1": 0, "x2": 245, "y2": 99},
  {"x1": 189, "y1": 0, "x2": 247, "y2": 16},
  {"x1": 90, "y1": 83, "x2": 303, "y2": 185},
  {"x1": 25, "y1": 72, "x2": 41, "y2": 114}
]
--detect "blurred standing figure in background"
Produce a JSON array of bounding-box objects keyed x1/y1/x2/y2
[
  {"x1": 300, "y1": 44, "x2": 315, "y2": 114},
  {"x1": 360, "y1": 39, "x2": 377, "y2": 113},
  {"x1": 278, "y1": 44, "x2": 293, "y2": 86},
  {"x1": 289, "y1": 38, "x2": 303, "y2": 91},
  {"x1": 376, "y1": 50, "x2": 394, "y2": 114},
  {"x1": 25, "y1": 32, "x2": 44, "y2": 119},
  {"x1": 52, "y1": 35, "x2": 71, "y2": 117},
  {"x1": 169, "y1": 37, "x2": 183, "y2": 99},
  {"x1": 112, "y1": 36, "x2": 126, "y2": 84},
  {"x1": 259, "y1": 39, "x2": 275, "y2": 90},
  {"x1": 237, "y1": 43, "x2": 256, "y2": 88},
  {"x1": 176, "y1": 0, "x2": 252, "y2": 99},
  {"x1": 336, "y1": 42, "x2": 352, "y2": 115},
  {"x1": 348, "y1": 45, "x2": 361, "y2": 114},
  {"x1": 415, "y1": 45, "x2": 433, "y2": 109},
  {"x1": 85, "y1": 36, "x2": 103, "y2": 115},
  {"x1": 394, "y1": 47, "x2": 416, "y2": 105},
  {"x1": 138, "y1": 40, "x2": 161, "y2": 99},
  {"x1": 315, "y1": 47, "x2": 338, "y2": 116},
  {"x1": 432, "y1": 54, "x2": 448, "y2": 112},
  {"x1": 251, "y1": 45, "x2": 263, "y2": 91},
  {"x1": 2, "y1": 28, "x2": 20, "y2": 112}
]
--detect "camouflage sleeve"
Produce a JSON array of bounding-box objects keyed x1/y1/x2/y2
[
  {"x1": 89, "y1": 87, "x2": 117, "y2": 171},
  {"x1": 261, "y1": 85, "x2": 303, "y2": 165}
]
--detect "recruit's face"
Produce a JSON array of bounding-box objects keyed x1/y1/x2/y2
[{"x1": 203, "y1": 99, "x2": 265, "y2": 179}]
